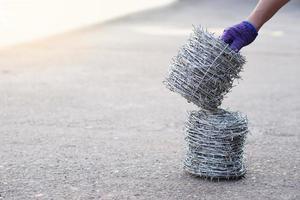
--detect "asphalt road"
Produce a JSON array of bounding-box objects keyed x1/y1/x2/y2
[{"x1": 0, "y1": 0, "x2": 299, "y2": 199}]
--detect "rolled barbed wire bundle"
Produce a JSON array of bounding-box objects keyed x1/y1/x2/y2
[
  {"x1": 183, "y1": 109, "x2": 248, "y2": 179},
  {"x1": 164, "y1": 26, "x2": 246, "y2": 110}
]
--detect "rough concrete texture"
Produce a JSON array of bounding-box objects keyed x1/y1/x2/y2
[{"x1": 0, "y1": 0, "x2": 299, "y2": 199}]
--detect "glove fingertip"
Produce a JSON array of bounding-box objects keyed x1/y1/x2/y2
[
  {"x1": 221, "y1": 34, "x2": 232, "y2": 45},
  {"x1": 230, "y1": 43, "x2": 241, "y2": 52}
]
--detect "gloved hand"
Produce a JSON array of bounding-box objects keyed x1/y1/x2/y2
[{"x1": 221, "y1": 21, "x2": 258, "y2": 52}]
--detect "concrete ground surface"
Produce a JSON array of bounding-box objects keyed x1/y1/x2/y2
[{"x1": 0, "y1": 0, "x2": 299, "y2": 199}]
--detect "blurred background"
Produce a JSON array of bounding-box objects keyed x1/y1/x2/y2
[
  {"x1": 0, "y1": 0, "x2": 299, "y2": 199},
  {"x1": 0, "y1": 0, "x2": 174, "y2": 48}
]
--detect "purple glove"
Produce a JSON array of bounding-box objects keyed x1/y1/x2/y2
[{"x1": 221, "y1": 21, "x2": 258, "y2": 52}]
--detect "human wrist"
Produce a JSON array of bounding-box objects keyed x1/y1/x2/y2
[{"x1": 246, "y1": 15, "x2": 262, "y2": 31}]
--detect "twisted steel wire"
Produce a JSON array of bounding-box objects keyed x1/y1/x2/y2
[
  {"x1": 164, "y1": 25, "x2": 246, "y2": 111},
  {"x1": 183, "y1": 109, "x2": 248, "y2": 179},
  {"x1": 163, "y1": 25, "x2": 249, "y2": 180}
]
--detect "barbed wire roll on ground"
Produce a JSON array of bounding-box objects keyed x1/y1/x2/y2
[
  {"x1": 183, "y1": 109, "x2": 248, "y2": 179},
  {"x1": 163, "y1": 25, "x2": 249, "y2": 180},
  {"x1": 164, "y1": 25, "x2": 246, "y2": 110}
]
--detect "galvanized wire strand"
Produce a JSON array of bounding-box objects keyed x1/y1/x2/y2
[{"x1": 164, "y1": 25, "x2": 246, "y2": 111}]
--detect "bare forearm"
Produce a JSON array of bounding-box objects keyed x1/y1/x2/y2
[{"x1": 247, "y1": 0, "x2": 289, "y2": 31}]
